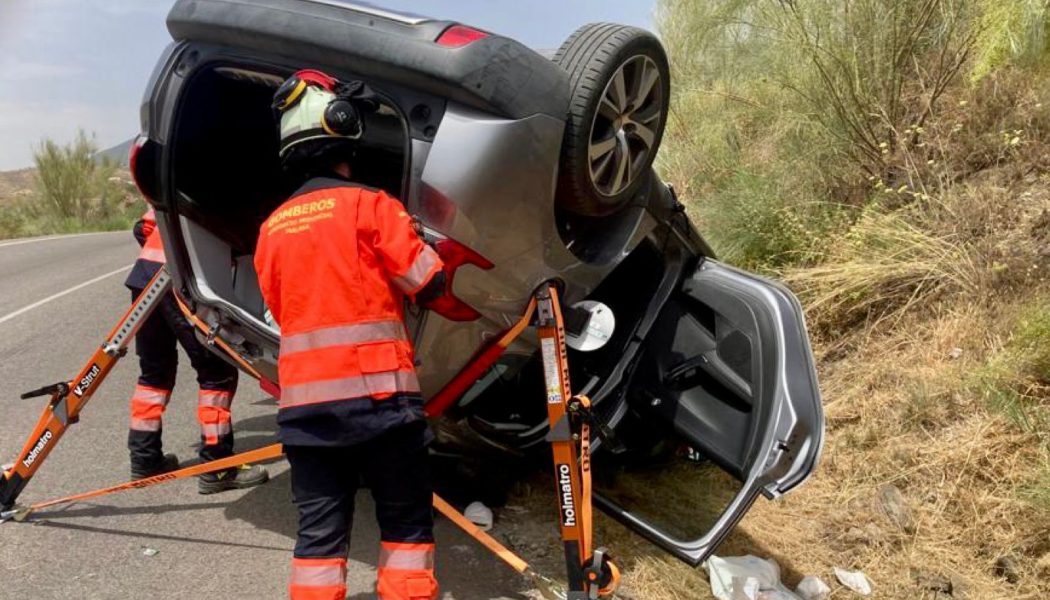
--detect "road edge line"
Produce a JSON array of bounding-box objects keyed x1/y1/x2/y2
[
  {"x1": 0, "y1": 265, "x2": 132, "y2": 326},
  {"x1": 0, "y1": 231, "x2": 124, "y2": 250}
]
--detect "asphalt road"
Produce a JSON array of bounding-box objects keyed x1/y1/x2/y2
[{"x1": 0, "y1": 232, "x2": 533, "y2": 599}]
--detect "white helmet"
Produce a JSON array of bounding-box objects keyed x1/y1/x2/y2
[{"x1": 273, "y1": 69, "x2": 366, "y2": 157}]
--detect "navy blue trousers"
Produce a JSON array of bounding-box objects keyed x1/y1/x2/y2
[
  {"x1": 128, "y1": 288, "x2": 238, "y2": 466},
  {"x1": 286, "y1": 421, "x2": 434, "y2": 559}
]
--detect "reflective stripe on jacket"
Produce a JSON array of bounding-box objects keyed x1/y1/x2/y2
[{"x1": 255, "y1": 177, "x2": 443, "y2": 442}]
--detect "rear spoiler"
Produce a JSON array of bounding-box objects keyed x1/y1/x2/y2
[{"x1": 167, "y1": 0, "x2": 570, "y2": 120}]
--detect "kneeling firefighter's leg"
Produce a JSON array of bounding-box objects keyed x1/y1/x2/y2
[
  {"x1": 286, "y1": 445, "x2": 356, "y2": 600},
  {"x1": 128, "y1": 384, "x2": 171, "y2": 466},
  {"x1": 163, "y1": 292, "x2": 237, "y2": 461},
  {"x1": 367, "y1": 423, "x2": 438, "y2": 600},
  {"x1": 196, "y1": 388, "x2": 233, "y2": 461}
]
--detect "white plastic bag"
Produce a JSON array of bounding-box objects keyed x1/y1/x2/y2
[
  {"x1": 796, "y1": 575, "x2": 831, "y2": 600},
  {"x1": 463, "y1": 501, "x2": 494, "y2": 531}
]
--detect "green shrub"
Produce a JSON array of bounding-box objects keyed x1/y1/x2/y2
[
  {"x1": 33, "y1": 130, "x2": 129, "y2": 222},
  {"x1": 972, "y1": 0, "x2": 1050, "y2": 81},
  {"x1": 0, "y1": 132, "x2": 140, "y2": 240},
  {"x1": 975, "y1": 300, "x2": 1050, "y2": 435},
  {"x1": 657, "y1": 0, "x2": 979, "y2": 269}
]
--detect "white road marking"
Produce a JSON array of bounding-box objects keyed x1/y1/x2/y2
[
  {"x1": 0, "y1": 231, "x2": 123, "y2": 249},
  {"x1": 0, "y1": 265, "x2": 132, "y2": 326}
]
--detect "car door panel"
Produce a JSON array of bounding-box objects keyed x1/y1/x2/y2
[{"x1": 596, "y1": 258, "x2": 824, "y2": 565}]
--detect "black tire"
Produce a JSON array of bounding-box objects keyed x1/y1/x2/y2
[{"x1": 553, "y1": 23, "x2": 670, "y2": 217}]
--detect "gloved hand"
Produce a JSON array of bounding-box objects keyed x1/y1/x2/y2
[{"x1": 132, "y1": 218, "x2": 153, "y2": 247}]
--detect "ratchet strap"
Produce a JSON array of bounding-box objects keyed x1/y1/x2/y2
[
  {"x1": 3, "y1": 443, "x2": 284, "y2": 522},
  {"x1": 173, "y1": 293, "x2": 265, "y2": 381},
  {"x1": 578, "y1": 394, "x2": 594, "y2": 561}
]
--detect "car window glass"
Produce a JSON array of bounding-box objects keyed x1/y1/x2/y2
[{"x1": 594, "y1": 433, "x2": 744, "y2": 542}]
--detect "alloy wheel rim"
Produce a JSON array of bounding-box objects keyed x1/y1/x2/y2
[{"x1": 588, "y1": 54, "x2": 664, "y2": 197}]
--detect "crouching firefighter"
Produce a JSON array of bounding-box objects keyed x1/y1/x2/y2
[
  {"x1": 125, "y1": 207, "x2": 270, "y2": 492},
  {"x1": 257, "y1": 70, "x2": 457, "y2": 600}
]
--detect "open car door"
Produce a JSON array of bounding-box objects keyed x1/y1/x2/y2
[{"x1": 593, "y1": 258, "x2": 824, "y2": 566}]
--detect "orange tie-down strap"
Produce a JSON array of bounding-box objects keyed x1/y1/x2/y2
[
  {"x1": 172, "y1": 294, "x2": 265, "y2": 382},
  {"x1": 1, "y1": 444, "x2": 286, "y2": 521}
]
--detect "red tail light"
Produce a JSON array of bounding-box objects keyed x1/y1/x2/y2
[
  {"x1": 129, "y1": 135, "x2": 158, "y2": 205},
  {"x1": 436, "y1": 25, "x2": 489, "y2": 48}
]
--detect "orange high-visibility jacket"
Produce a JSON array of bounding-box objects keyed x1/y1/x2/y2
[
  {"x1": 255, "y1": 178, "x2": 443, "y2": 421},
  {"x1": 126, "y1": 208, "x2": 166, "y2": 290}
]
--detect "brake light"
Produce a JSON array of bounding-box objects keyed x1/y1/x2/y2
[
  {"x1": 436, "y1": 25, "x2": 488, "y2": 48},
  {"x1": 129, "y1": 135, "x2": 158, "y2": 205}
]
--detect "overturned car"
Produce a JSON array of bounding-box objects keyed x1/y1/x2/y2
[{"x1": 131, "y1": 0, "x2": 824, "y2": 566}]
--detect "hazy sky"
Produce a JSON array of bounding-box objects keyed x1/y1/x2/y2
[{"x1": 0, "y1": 0, "x2": 656, "y2": 170}]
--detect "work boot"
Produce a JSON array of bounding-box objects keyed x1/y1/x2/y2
[
  {"x1": 198, "y1": 464, "x2": 269, "y2": 495},
  {"x1": 130, "y1": 453, "x2": 179, "y2": 480}
]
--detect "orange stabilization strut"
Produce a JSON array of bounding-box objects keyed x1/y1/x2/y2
[{"x1": 0, "y1": 269, "x2": 174, "y2": 510}]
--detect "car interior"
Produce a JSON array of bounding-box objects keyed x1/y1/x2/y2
[{"x1": 170, "y1": 63, "x2": 408, "y2": 323}]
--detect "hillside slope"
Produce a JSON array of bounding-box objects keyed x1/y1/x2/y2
[{"x1": 588, "y1": 1, "x2": 1050, "y2": 598}]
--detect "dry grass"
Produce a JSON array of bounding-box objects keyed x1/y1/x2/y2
[
  {"x1": 575, "y1": 62, "x2": 1050, "y2": 600},
  {"x1": 573, "y1": 2, "x2": 1050, "y2": 597},
  {"x1": 783, "y1": 210, "x2": 981, "y2": 334}
]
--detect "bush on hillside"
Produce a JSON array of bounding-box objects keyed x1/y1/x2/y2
[
  {"x1": 657, "y1": 0, "x2": 1049, "y2": 319},
  {"x1": 33, "y1": 130, "x2": 127, "y2": 221},
  {"x1": 623, "y1": 2, "x2": 1050, "y2": 597},
  {"x1": 972, "y1": 0, "x2": 1050, "y2": 81},
  {"x1": 0, "y1": 131, "x2": 140, "y2": 239}
]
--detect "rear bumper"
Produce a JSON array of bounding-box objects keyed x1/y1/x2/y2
[{"x1": 166, "y1": 0, "x2": 569, "y2": 120}]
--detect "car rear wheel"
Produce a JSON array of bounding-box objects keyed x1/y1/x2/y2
[{"x1": 554, "y1": 23, "x2": 670, "y2": 216}]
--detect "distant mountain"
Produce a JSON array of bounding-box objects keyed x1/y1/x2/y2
[{"x1": 96, "y1": 137, "x2": 135, "y2": 167}]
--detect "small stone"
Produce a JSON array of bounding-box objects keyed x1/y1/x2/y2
[
  {"x1": 994, "y1": 555, "x2": 1021, "y2": 584},
  {"x1": 911, "y1": 569, "x2": 951, "y2": 594},
  {"x1": 834, "y1": 567, "x2": 873, "y2": 596},
  {"x1": 876, "y1": 484, "x2": 917, "y2": 533},
  {"x1": 796, "y1": 575, "x2": 831, "y2": 600},
  {"x1": 142, "y1": 547, "x2": 159, "y2": 557},
  {"x1": 843, "y1": 523, "x2": 886, "y2": 547}
]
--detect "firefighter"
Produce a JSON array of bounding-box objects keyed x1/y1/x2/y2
[
  {"x1": 256, "y1": 70, "x2": 450, "y2": 600},
  {"x1": 126, "y1": 208, "x2": 269, "y2": 493}
]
